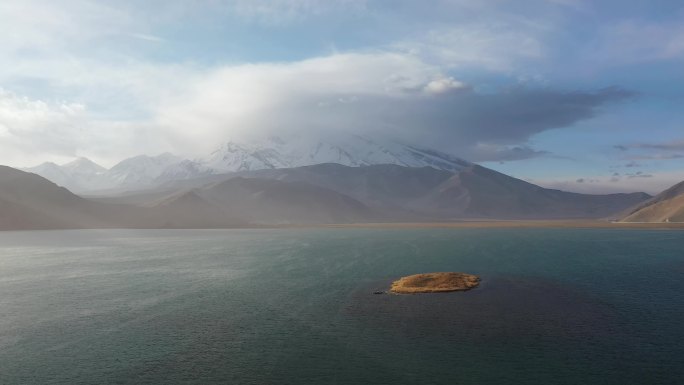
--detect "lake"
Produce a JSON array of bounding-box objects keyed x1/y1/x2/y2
[{"x1": 0, "y1": 228, "x2": 682, "y2": 384}]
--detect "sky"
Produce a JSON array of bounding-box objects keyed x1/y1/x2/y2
[{"x1": 0, "y1": 0, "x2": 683, "y2": 194}]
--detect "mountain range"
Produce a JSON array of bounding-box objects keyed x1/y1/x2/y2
[
  {"x1": 23, "y1": 135, "x2": 472, "y2": 193},
  {"x1": 1, "y1": 164, "x2": 655, "y2": 231},
  {"x1": 9, "y1": 133, "x2": 684, "y2": 228},
  {"x1": 104, "y1": 163, "x2": 649, "y2": 221},
  {"x1": 0, "y1": 165, "x2": 377, "y2": 229}
]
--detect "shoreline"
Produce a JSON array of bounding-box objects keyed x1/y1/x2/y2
[
  {"x1": 320, "y1": 220, "x2": 684, "y2": 230},
  {"x1": 3, "y1": 220, "x2": 684, "y2": 232}
]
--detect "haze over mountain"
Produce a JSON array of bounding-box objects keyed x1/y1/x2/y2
[
  {"x1": 0, "y1": 165, "x2": 377, "y2": 229},
  {"x1": 158, "y1": 177, "x2": 374, "y2": 226},
  {"x1": 620, "y1": 180, "x2": 684, "y2": 223},
  {"x1": 5, "y1": 129, "x2": 665, "y2": 230},
  {"x1": 154, "y1": 163, "x2": 651, "y2": 220},
  {"x1": 23, "y1": 153, "x2": 182, "y2": 193},
  {"x1": 2, "y1": 155, "x2": 655, "y2": 231},
  {"x1": 0, "y1": 165, "x2": 135, "y2": 230},
  {"x1": 22, "y1": 158, "x2": 107, "y2": 192},
  {"x1": 90, "y1": 161, "x2": 651, "y2": 222},
  {"x1": 23, "y1": 134, "x2": 473, "y2": 193}
]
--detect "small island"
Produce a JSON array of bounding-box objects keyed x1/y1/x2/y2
[{"x1": 390, "y1": 272, "x2": 480, "y2": 294}]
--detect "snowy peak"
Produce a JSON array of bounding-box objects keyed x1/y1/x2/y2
[
  {"x1": 23, "y1": 158, "x2": 105, "y2": 191},
  {"x1": 205, "y1": 135, "x2": 472, "y2": 173},
  {"x1": 26, "y1": 161, "x2": 64, "y2": 175},
  {"x1": 155, "y1": 159, "x2": 214, "y2": 184},
  {"x1": 62, "y1": 157, "x2": 106, "y2": 175},
  {"x1": 104, "y1": 153, "x2": 183, "y2": 189}
]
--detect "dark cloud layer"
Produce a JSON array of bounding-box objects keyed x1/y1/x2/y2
[
  {"x1": 613, "y1": 138, "x2": 684, "y2": 164},
  {"x1": 615, "y1": 139, "x2": 684, "y2": 152},
  {"x1": 308, "y1": 85, "x2": 635, "y2": 161},
  {"x1": 412, "y1": 86, "x2": 635, "y2": 145}
]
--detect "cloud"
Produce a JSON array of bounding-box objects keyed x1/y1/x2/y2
[
  {"x1": 631, "y1": 154, "x2": 684, "y2": 160},
  {"x1": 155, "y1": 52, "x2": 634, "y2": 159},
  {"x1": 423, "y1": 77, "x2": 467, "y2": 95},
  {"x1": 393, "y1": 24, "x2": 544, "y2": 73},
  {"x1": 0, "y1": 0, "x2": 196, "y2": 122},
  {"x1": 629, "y1": 140, "x2": 684, "y2": 151},
  {"x1": 227, "y1": 0, "x2": 368, "y2": 25},
  {"x1": 534, "y1": 171, "x2": 683, "y2": 195},
  {"x1": 590, "y1": 19, "x2": 684, "y2": 65},
  {"x1": 613, "y1": 139, "x2": 684, "y2": 161},
  {"x1": 0, "y1": 89, "x2": 87, "y2": 158},
  {"x1": 475, "y1": 144, "x2": 550, "y2": 163},
  {"x1": 0, "y1": 0, "x2": 659, "y2": 170},
  {"x1": 0, "y1": 89, "x2": 172, "y2": 167},
  {"x1": 626, "y1": 171, "x2": 653, "y2": 179},
  {"x1": 128, "y1": 33, "x2": 165, "y2": 42}
]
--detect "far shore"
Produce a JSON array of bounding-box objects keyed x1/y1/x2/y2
[
  {"x1": 4, "y1": 220, "x2": 684, "y2": 232},
  {"x1": 316, "y1": 220, "x2": 684, "y2": 230}
]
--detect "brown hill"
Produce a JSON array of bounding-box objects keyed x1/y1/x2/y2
[
  {"x1": 620, "y1": 180, "x2": 684, "y2": 222},
  {"x1": 0, "y1": 166, "x2": 137, "y2": 229}
]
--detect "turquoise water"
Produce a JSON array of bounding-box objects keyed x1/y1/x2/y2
[{"x1": 0, "y1": 228, "x2": 682, "y2": 384}]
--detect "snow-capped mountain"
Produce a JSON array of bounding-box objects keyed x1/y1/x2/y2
[
  {"x1": 23, "y1": 135, "x2": 472, "y2": 192},
  {"x1": 61, "y1": 157, "x2": 107, "y2": 175},
  {"x1": 155, "y1": 159, "x2": 214, "y2": 184},
  {"x1": 23, "y1": 162, "x2": 72, "y2": 188},
  {"x1": 24, "y1": 153, "x2": 183, "y2": 192},
  {"x1": 204, "y1": 135, "x2": 471, "y2": 173},
  {"x1": 24, "y1": 157, "x2": 107, "y2": 192},
  {"x1": 105, "y1": 153, "x2": 182, "y2": 188},
  {"x1": 61, "y1": 157, "x2": 107, "y2": 188}
]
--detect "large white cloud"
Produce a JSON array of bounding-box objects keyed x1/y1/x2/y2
[
  {"x1": 0, "y1": 89, "x2": 87, "y2": 164},
  {"x1": 155, "y1": 52, "x2": 463, "y2": 152},
  {"x1": 0, "y1": 89, "x2": 173, "y2": 167}
]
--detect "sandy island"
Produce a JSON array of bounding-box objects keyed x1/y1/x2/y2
[{"x1": 390, "y1": 272, "x2": 480, "y2": 294}]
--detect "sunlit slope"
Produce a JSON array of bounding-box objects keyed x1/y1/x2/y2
[{"x1": 621, "y1": 181, "x2": 684, "y2": 222}]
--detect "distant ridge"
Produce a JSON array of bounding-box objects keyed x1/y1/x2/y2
[
  {"x1": 159, "y1": 177, "x2": 375, "y2": 225},
  {"x1": 95, "y1": 163, "x2": 652, "y2": 221},
  {"x1": 4, "y1": 157, "x2": 654, "y2": 230},
  {"x1": 0, "y1": 165, "x2": 376, "y2": 229}
]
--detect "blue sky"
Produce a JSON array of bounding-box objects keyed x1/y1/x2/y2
[{"x1": 0, "y1": 0, "x2": 683, "y2": 193}]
